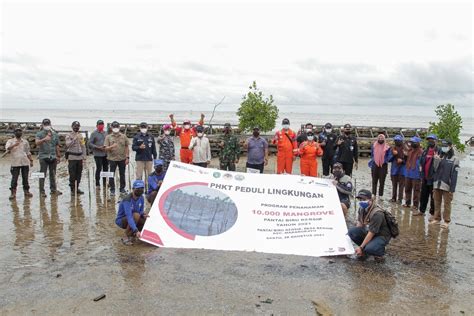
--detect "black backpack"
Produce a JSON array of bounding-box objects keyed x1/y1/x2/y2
[{"x1": 376, "y1": 208, "x2": 400, "y2": 238}]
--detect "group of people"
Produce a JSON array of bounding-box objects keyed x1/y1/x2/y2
[{"x1": 6, "y1": 116, "x2": 461, "y2": 260}]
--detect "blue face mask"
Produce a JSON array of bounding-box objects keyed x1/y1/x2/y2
[{"x1": 359, "y1": 201, "x2": 370, "y2": 209}]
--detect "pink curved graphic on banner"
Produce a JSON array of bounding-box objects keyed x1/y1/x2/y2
[{"x1": 158, "y1": 181, "x2": 208, "y2": 240}]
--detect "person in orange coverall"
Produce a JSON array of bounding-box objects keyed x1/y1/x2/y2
[
  {"x1": 273, "y1": 118, "x2": 298, "y2": 174},
  {"x1": 170, "y1": 113, "x2": 204, "y2": 164},
  {"x1": 299, "y1": 131, "x2": 324, "y2": 177}
]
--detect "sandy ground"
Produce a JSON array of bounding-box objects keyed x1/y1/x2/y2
[{"x1": 0, "y1": 151, "x2": 473, "y2": 315}]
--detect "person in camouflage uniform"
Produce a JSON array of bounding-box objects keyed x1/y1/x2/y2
[
  {"x1": 219, "y1": 123, "x2": 241, "y2": 171},
  {"x1": 157, "y1": 124, "x2": 175, "y2": 171}
]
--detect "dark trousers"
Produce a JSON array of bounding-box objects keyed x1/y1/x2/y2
[
  {"x1": 371, "y1": 164, "x2": 388, "y2": 196},
  {"x1": 420, "y1": 179, "x2": 434, "y2": 214},
  {"x1": 246, "y1": 162, "x2": 264, "y2": 173},
  {"x1": 68, "y1": 160, "x2": 83, "y2": 190},
  {"x1": 39, "y1": 158, "x2": 57, "y2": 192},
  {"x1": 109, "y1": 160, "x2": 126, "y2": 192},
  {"x1": 10, "y1": 166, "x2": 30, "y2": 191},
  {"x1": 220, "y1": 160, "x2": 236, "y2": 171},
  {"x1": 405, "y1": 178, "x2": 421, "y2": 207},
  {"x1": 391, "y1": 174, "x2": 405, "y2": 202},
  {"x1": 322, "y1": 158, "x2": 333, "y2": 176},
  {"x1": 348, "y1": 226, "x2": 389, "y2": 257},
  {"x1": 94, "y1": 156, "x2": 109, "y2": 186},
  {"x1": 193, "y1": 162, "x2": 208, "y2": 168},
  {"x1": 340, "y1": 161, "x2": 354, "y2": 177}
]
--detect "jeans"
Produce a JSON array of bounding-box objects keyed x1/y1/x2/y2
[
  {"x1": 68, "y1": 160, "x2": 83, "y2": 190},
  {"x1": 109, "y1": 160, "x2": 126, "y2": 192},
  {"x1": 10, "y1": 166, "x2": 30, "y2": 191},
  {"x1": 94, "y1": 156, "x2": 109, "y2": 186},
  {"x1": 39, "y1": 158, "x2": 57, "y2": 192},
  {"x1": 348, "y1": 226, "x2": 389, "y2": 257}
]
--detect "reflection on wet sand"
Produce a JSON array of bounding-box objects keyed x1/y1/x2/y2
[
  {"x1": 12, "y1": 200, "x2": 35, "y2": 250},
  {"x1": 40, "y1": 196, "x2": 64, "y2": 260}
]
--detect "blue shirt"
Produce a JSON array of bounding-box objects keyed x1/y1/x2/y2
[
  {"x1": 115, "y1": 194, "x2": 145, "y2": 232},
  {"x1": 147, "y1": 171, "x2": 166, "y2": 195},
  {"x1": 246, "y1": 136, "x2": 268, "y2": 164}
]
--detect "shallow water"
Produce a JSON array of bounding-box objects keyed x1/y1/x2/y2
[{"x1": 0, "y1": 154, "x2": 473, "y2": 315}]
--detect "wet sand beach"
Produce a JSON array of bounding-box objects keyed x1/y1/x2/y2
[{"x1": 0, "y1": 153, "x2": 473, "y2": 315}]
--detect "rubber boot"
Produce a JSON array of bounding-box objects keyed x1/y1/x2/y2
[
  {"x1": 9, "y1": 188, "x2": 16, "y2": 200},
  {"x1": 24, "y1": 190, "x2": 33, "y2": 198}
]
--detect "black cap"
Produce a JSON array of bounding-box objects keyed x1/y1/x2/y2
[
  {"x1": 71, "y1": 121, "x2": 80, "y2": 127},
  {"x1": 140, "y1": 122, "x2": 148, "y2": 128},
  {"x1": 282, "y1": 118, "x2": 290, "y2": 124},
  {"x1": 305, "y1": 122, "x2": 313, "y2": 127},
  {"x1": 42, "y1": 118, "x2": 51, "y2": 125},
  {"x1": 441, "y1": 139, "x2": 453, "y2": 146},
  {"x1": 253, "y1": 126, "x2": 260, "y2": 130},
  {"x1": 196, "y1": 125, "x2": 204, "y2": 132},
  {"x1": 343, "y1": 123, "x2": 351, "y2": 129},
  {"x1": 356, "y1": 189, "x2": 372, "y2": 200},
  {"x1": 325, "y1": 122, "x2": 333, "y2": 129},
  {"x1": 14, "y1": 127, "x2": 22, "y2": 132},
  {"x1": 97, "y1": 120, "x2": 104, "y2": 125},
  {"x1": 224, "y1": 123, "x2": 231, "y2": 128},
  {"x1": 111, "y1": 121, "x2": 120, "y2": 127}
]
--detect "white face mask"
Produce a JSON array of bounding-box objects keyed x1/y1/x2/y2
[
  {"x1": 307, "y1": 136, "x2": 314, "y2": 141},
  {"x1": 441, "y1": 147, "x2": 449, "y2": 153},
  {"x1": 112, "y1": 128, "x2": 120, "y2": 133},
  {"x1": 140, "y1": 128, "x2": 147, "y2": 134},
  {"x1": 326, "y1": 128, "x2": 332, "y2": 133},
  {"x1": 282, "y1": 124, "x2": 290, "y2": 129},
  {"x1": 43, "y1": 126, "x2": 51, "y2": 131},
  {"x1": 164, "y1": 130, "x2": 171, "y2": 135},
  {"x1": 197, "y1": 133, "x2": 203, "y2": 137},
  {"x1": 184, "y1": 124, "x2": 191, "y2": 130}
]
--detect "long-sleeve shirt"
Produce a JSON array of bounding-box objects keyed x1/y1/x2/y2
[
  {"x1": 218, "y1": 133, "x2": 240, "y2": 162},
  {"x1": 298, "y1": 141, "x2": 323, "y2": 160},
  {"x1": 65, "y1": 132, "x2": 86, "y2": 160},
  {"x1": 189, "y1": 136, "x2": 211, "y2": 163},
  {"x1": 318, "y1": 132, "x2": 337, "y2": 160},
  {"x1": 336, "y1": 135, "x2": 358, "y2": 164},
  {"x1": 88, "y1": 130, "x2": 107, "y2": 157},
  {"x1": 115, "y1": 194, "x2": 145, "y2": 233},
  {"x1": 273, "y1": 129, "x2": 298, "y2": 155},
  {"x1": 6, "y1": 138, "x2": 31, "y2": 167},
  {"x1": 171, "y1": 118, "x2": 204, "y2": 148},
  {"x1": 132, "y1": 133, "x2": 157, "y2": 161},
  {"x1": 388, "y1": 145, "x2": 406, "y2": 176},
  {"x1": 157, "y1": 135, "x2": 176, "y2": 162},
  {"x1": 433, "y1": 154, "x2": 459, "y2": 192},
  {"x1": 147, "y1": 171, "x2": 166, "y2": 194}
]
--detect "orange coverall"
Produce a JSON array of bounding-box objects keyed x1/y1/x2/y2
[
  {"x1": 299, "y1": 140, "x2": 324, "y2": 177},
  {"x1": 273, "y1": 129, "x2": 298, "y2": 174},
  {"x1": 172, "y1": 118, "x2": 204, "y2": 164}
]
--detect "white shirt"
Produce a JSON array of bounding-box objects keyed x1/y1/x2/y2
[
  {"x1": 6, "y1": 138, "x2": 31, "y2": 167},
  {"x1": 189, "y1": 136, "x2": 211, "y2": 163}
]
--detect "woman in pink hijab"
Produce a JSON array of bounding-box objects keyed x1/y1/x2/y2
[{"x1": 370, "y1": 133, "x2": 391, "y2": 197}]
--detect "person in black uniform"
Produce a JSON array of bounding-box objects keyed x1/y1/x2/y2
[
  {"x1": 296, "y1": 122, "x2": 314, "y2": 146},
  {"x1": 318, "y1": 122, "x2": 338, "y2": 176},
  {"x1": 336, "y1": 123, "x2": 358, "y2": 176}
]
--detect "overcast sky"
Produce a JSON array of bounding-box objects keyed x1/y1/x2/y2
[{"x1": 1, "y1": 0, "x2": 472, "y2": 112}]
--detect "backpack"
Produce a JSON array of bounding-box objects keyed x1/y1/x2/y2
[{"x1": 376, "y1": 208, "x2": 400, "y2": 238}]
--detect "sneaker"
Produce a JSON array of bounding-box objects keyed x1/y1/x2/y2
[
  {"x1": 51, "y1": 190, "x2": 63, "y2": 196},
  {"x1": 440, "y1": 222, "x2": 450, "y2": 229},
  {"x1": 412, "y1": 211, "x2": 425, "y2": 216},
  {"x1": 374, "y1": 256, "x2": 385, "y2": 263}
]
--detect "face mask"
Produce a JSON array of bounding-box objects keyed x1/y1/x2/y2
[
  {"x1": 344, "y1": 130, "x2": 351, "y2": 135},
  {"x1": 72, "y1": 127, "x2": 80, "y2": 132},
  {"x1": 164, "y1": 130, "x2": 171, "y2": 135},
  {"x1": 224, "y1": 128, "x2": 231, "y2": 134},
  {"x1": 441, "y1": 147, "x2": 449, "y2": 153},
  {"x1": 134, "y1": 189, "x2": 144, "y2": 197},
  {"x1": 428, "y1": 141, "x2": 436, "y2": 148},
  {"x1": 97, "y1": 125, "x2": 104, "y2": 132},
  {"x1": 411, "y1": 143, "x2": 419, "y2": 148},
  {"x1": 307, "y1": 136, "x2": 314, "y2": 141},
  {"x1": 395, "y1": 141, "x2": 403, "y2": 146},
  {"x1": 140, "y1": 128, "x2": 147, "y2": 134},
  {"x1": 377, "y1": 139, "x2": 384, "y2": 144},
  {"x1": 305, "y1": 128, "x2": 312, "y2": 133},
  {"x1": 184, "y1": 125, "x2": 191, "y2": 130},
  {"x1": 197, "y1": 133, "x2": 203, "y2": 137},
  {"x1": 333, "y1": 170, "x2": 343, "y2": 178},
  {"x1": 15, "y1": 132, "x2": 22, "y2": 138},
  {"x1": 155, "y1": 167, "x2": 163, "y2": 173},
  {"x1": 326, "y1": 128, "x2": 332, "y2": 133},
  {"x1": 253, "y1": 131, "x2": 260, "y2": 137},
  {"x1": 359, "y1": 201, "x2": 370, "y2": 209},
  {"x1": 282, "y1": 124, "x2": 290, "y2": 129},
  {"x1": 112, "y1": 128, "x2": 120, "y2": 133},
  {"x1": 43, "y1": 126, "x2": 51, "y2": 131}
]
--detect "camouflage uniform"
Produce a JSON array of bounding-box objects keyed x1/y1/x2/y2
[
  {"x1": 157, "y1": 135, "x2": 175, "y2": 171},
  {"x1": 219, "y1": 133, "x2": 241, "y2": 171}
]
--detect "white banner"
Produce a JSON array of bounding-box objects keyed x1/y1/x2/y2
[{"x1": 141, "y1": 161, "x2": 354, "y2": 257}]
